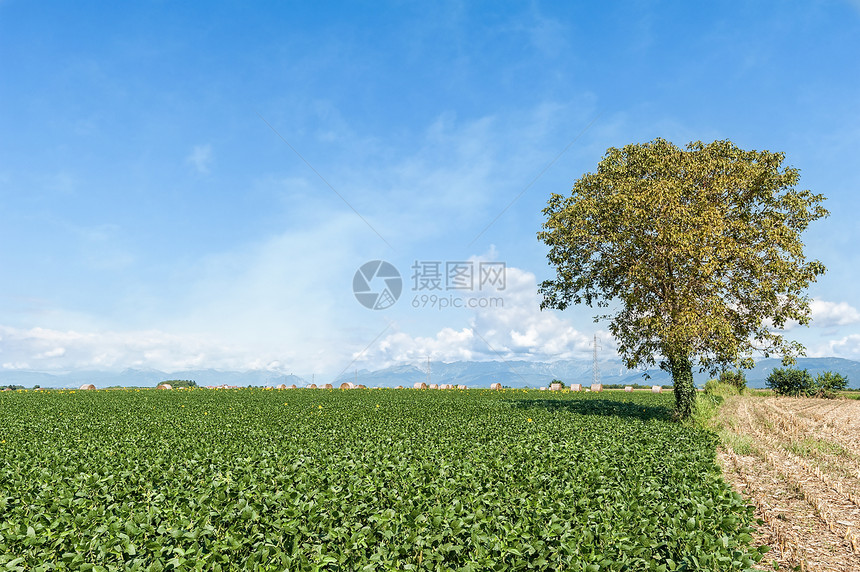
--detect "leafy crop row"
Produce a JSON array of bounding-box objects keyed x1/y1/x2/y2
[{"x1": 0, "y1": 389, "x2": 763, "y2": 570}]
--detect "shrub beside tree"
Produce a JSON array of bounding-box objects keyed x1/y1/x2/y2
[
  {"x1": 718, "y1": 371, "x2": 747, "y2": 392},
  {"x1": 766, "y1": 369, "x2": 848, "y2": 398}
]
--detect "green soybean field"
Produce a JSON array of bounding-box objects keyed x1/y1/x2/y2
[{"x1": 0, "y1": 388, "x2": 765, "y2": 571}]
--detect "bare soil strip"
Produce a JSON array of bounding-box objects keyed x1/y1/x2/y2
[{"x1": 714, "y1": 396, "x2": 860, "y2": 571}]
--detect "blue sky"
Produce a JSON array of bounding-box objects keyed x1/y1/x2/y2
[{"x1": 1, "y1": 1, "x2": 859, "y2": 378}]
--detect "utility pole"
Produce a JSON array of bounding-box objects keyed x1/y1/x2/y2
[
  {"x1": 592, "y1": 334, "x2": 601, "y2": 386},
  {"x1": 426, "y1": 356, "x2": 431, "y2": 386}
]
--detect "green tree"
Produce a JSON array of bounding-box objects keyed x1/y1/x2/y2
[
  {"x1": 765, "y1": 368, "x2": 814, "y2": 396},
  {"x1": 766, "y1": 369, "x2": 848, "y2": 397},
  {"x1": 538, "y1": 139, "x2": 827, "y2": 419},
  {"x1": 815, "y1": 371, "x2": 848, "y2": 394}
]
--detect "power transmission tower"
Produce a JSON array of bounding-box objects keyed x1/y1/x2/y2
[
  {"x1": 592, "y1": 334, "x2": 601, "y2": 386},
  {"x1": 426, "y1": 356, "x2": 431, "y2": 386}
]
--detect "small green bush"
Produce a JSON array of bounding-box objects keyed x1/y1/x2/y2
[
  {"x1": 812, "y1": 371, "x2": 848, "y2": 397},
  {"x1": 766, "y1": 368, "x2": 814, "y2": 396},
  {"x1": 718, "y1": 370, "x2": 747, "y2": 392},
  {"x1": 703, "y1": 379, "x2": 740, "y2": 396},
  {"x1": 766, "y1": 368, "x2": 849, "y2": 398}
]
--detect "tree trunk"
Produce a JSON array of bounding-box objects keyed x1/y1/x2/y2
[{"x1": 669, "y1": 354, "x2": 696, "y2": 420}]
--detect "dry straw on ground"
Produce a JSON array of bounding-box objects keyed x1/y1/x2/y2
[{"x1": 716, "y1": 396, "x2": 860, "y2": 571}]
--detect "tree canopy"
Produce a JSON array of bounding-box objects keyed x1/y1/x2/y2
[{"x1": 538, "y1": 139, "x2": 828, "y2": 419}]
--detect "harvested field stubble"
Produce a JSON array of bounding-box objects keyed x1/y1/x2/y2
[{"x1": 715, "y1": 396, "x2": 860, "y2": 571}]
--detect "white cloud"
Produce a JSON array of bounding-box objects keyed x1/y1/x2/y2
[
  {"x1": 357, "y1": 263, "x2": 611, "y2": 367},
  {"x1": 37, "y1": 347, "x2": 66, "y2": 359},
  {"x1": 811, "y1": 300, "x2": 860, "y2": 327},
  {"x1": 809, "y1": 334, "x2": 860, "y2": 360},
  {"x1": 0, "y1": 324, "x2": 273, "y2": 373},
  {"x1": 186, "y1": 144, "x2": 213, "y2": 174},
  {"x1": 764, "y1": 298, "x2": 860, "y2": 331}
]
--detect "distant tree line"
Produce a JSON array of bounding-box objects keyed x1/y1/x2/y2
[
  {"x1": 159, "y1": 380, "x2": 197, "y2": 388},
  {"x1": 705, "y1": 368, "x2": 850, "y2": 398},
  {"x1": 766, "y1": 369, "x2": 848, "y2": 398}
]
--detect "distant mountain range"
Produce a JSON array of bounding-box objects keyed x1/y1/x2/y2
[{"x1": 2, "y1": 358, "x2": 858, "y2": 389}]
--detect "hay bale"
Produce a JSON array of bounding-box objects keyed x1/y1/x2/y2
[
  {"x1": 79, "y1": 384, "x2": 96, "y2": 391},
  {"x1": 289, "y1": 384, "x2": 297, "y2": 389},
  {"x1": 624, "y1": 386, "x2": 633, "y2": 392},
  {"x1": 276, "y1": 384, "x2": 287, "y2": 389},
  {"x1": 323, "y1": 383, "x2": 333, "y2": 389},
  {"x1": 490, "y1": 382, "x2": 502, "y2": 390},
  {"x1": 340, "y1": 382, "x2": 355, "y2": 390},
  {"x1": 395, "y1": 385, "x2": 404, "y2": 389},
  {"x1": 307, "y1": 383, "x2": 318, "y2": 389},
  {"x1": 457, "y1": 384, "x2": 467, "y2": 390},
  {"x1": 550, "y1": 383, "x2": 562, "y2": 391},
  {"x1": 570, "y1": 384, "x2": 582, "y2": 392},
  {"x1": 357, "y1": 384, "x2": 366, "y2": 389},
  {"x1": 651, "y1": 385, "x2": 662, "y2": 393},
  {"x1": 429, "y1": 383, "x2": 438, "y2": 389},
  {"x1": 413, "y1": 382, "x2": 428, "y2": 389},
  {"x1": 156, "y1": 383, "x2": 172, "y2": 390},
  {"x1": 540, "y1": 386, "x2": 547, "y2": 391},
  {"x1": 590, "y1": 383, "x2": 603, "y2": 392}
]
